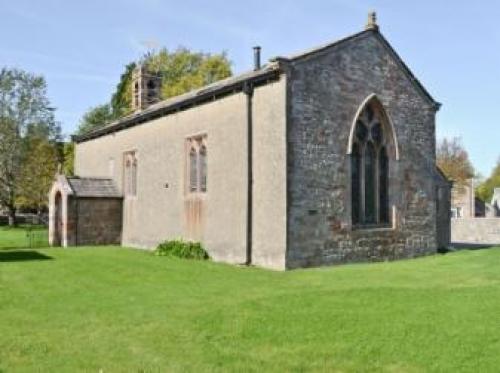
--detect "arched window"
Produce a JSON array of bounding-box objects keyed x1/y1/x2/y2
[
  {"x1": 364, "y1": 141, "x2": 376, "y2": 224},
  {"x1": 147, "y1": 79, "x2": 156, "y2": 90},
  {"x1": 134, "y1": 82, "x2": 140, "y2": 108},
  {"x1": 379, "y1": 147, "x2": 389, "y2": 223},
  {"x1": 199, "y1": 145, "x2": 207, "y2": 192},
  {"x1": 124, "y1": 151, "x2": 138, "y2": 197},
  {"x1": 189, "y1": 147, "x2": 198, "y2": 192},
  {"x1": 125, "y1": 158, "x2": 131, "y2": 196},
  {"x1": 187, "y1": 135, "x2": 208, "y2": 194},
  {"x1": 350, "y1": 101, "x2": 392, "y2": 226},
  {"x1": 351, "y1": 142, "x2": 361, "y2": 225},
  {"x1": 131, "y1": 157, "x2": 138, "y2": 196}
]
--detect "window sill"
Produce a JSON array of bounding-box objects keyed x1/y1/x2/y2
[
  {"x1": 185, "y1": 192, "x2": 207, "y2": 200},
  {"x1": 352, "y1": 224, "x2": 394, "y2": 232}
]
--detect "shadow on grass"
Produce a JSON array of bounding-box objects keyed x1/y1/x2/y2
[{"x1": 0, "y1": 250, "x2": 53, "y2": 262}]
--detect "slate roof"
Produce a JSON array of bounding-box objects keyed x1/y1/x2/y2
[
  {"x1": 73, "y1": 28, "x2": 439, "y2": 144},
  {"x1": 73, "y1": 63, "x2": 281, "y2": 143},
  {"x1": 67, "y1": 177, "x2": 122, "y2": 198},
  {"x1": 272, "y1": 30, "x2": 439, "y2": 109}
]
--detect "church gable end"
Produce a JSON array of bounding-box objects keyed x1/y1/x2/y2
[
  {"x1": 280, "y1": 29, "x2": 439, "y2": 111},
  {"x1": 285, "y1": 26, "x2": 441, "y2": 268}
]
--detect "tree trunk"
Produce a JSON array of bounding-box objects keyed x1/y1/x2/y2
[{"x1": 7, "y1": 207, "x2": 16, "y2": 227}]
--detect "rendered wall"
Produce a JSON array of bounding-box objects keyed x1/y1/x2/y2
[
  {"x1": 75, "y1": 80, "x2": 287, "y2": 268},
  {"x1": 252, "y1": 80, "x2": 287, "y2": 269}
]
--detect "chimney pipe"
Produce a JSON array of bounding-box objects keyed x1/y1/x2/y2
[{"x1": 253, "y1": 46, "x2": 261, "y2": 70}]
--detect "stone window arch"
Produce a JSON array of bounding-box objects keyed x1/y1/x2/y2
[
  {"x1": 124, "y1": 151, "x2": 138, "y2": 197},
  {"x1": 189, "y1": 146, "x2": 198, "y2": 192},
  {"x1": 348, "y1": 95, "x2": 397, "y2": 227},
  {"x1": 199, "y1": 144, "x2": 207, "y2": 192},
  {"x1": 186, "y1": 135, "x2": 208, "y2": 194}
]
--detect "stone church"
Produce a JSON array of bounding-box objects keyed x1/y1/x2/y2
[{"x1": 49, "y1": 13, "x2": 451, "y2": 270}]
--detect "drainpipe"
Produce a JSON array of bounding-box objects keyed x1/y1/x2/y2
[{"x1": 243, "y1": 80, "x2": 254, "y2": 265}]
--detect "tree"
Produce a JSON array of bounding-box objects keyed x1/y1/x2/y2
[
  {"x1": 476, "y1": 159, "x2": 500, "y2": 202},
  {"x1": 16, "y1": 138, "x2": 59, "y2": 214},
  {"x1": 62, "y1": 142, "x2": 75, "y2": 176},
  {"x1": 436, "y1": 137, "x2": 474, "y2": 192},
  {"x1": 76, "y1": 103, "x2": 113, "y2": 136},
  {"x1": 0, "y1": 68, "x2": 60, "y2": 225},
  {"x1": 110, "y1": 62, "x2": 136, "y2": 118},
  {"x1": 76, "y1": 48, "x2": 232, "y2": 136},
  {"x1": 146, "y1": 48, "x2": 232, "y2": 99}
]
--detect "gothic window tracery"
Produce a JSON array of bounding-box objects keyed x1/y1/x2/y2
[{"x1": 351, "y1": 101, "x2": 392, "y2": 227}]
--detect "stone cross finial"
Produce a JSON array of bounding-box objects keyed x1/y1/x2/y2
[{"x1": 366, "y1": 11, "x2": 379, "y2": 31}]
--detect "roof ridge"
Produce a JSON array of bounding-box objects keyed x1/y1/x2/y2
[
  {"x1": 73, "y1": 63, "x2": 281, "y2": 143},
  {"x1": 271, "y1": 29, "x2": 370, "y2": 62},
  {"x1": 271, "y1": 28, "x2": 439, "y2": 109},
  {"x1": 73, "y1": 27, "x2": 439, "y2": 143}
]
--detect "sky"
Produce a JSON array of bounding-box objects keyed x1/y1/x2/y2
[{"x1": 1, "y1": 0, "x2": 499, "y2": 176}]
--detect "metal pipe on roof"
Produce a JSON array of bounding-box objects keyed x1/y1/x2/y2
[{"x1": 253, "y1": 46, "x2": 261, "y2": 71}]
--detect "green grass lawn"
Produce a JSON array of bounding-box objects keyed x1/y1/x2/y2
[
  {"x1": 1, "y1": 245, "x2": 500, "y2": 372},
  {"x1": 0, "y1": 225, "x2": 48, "y2": 249}
]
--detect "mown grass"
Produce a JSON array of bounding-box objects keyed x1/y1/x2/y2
[
  {"x1": 0, "y1": 225, "x2": 47, "y2": 249},
  {"x1": 1, "y1": 243, "x2": 499, "y2": 372}
]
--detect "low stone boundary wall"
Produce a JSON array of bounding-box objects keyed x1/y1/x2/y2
[{"x1": 451, "y1": 218, "x2": 500, "y2": 245}]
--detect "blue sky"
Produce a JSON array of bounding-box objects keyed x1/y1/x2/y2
[{"x1": 1, "y1": 0, "x2": 499, "y2": 176}]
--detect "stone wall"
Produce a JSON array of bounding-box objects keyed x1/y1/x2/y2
[
  {"x1": 286, "y1": 30, "x2": 442, "y2": 268},
  {"x1": 451, "y1": 179, "x2": 475, "y2": 218},
  {"x1": 451, "y1": 218, "x2": 500, "y2": 245},
  {"x1": 71, "y1": 197, "x2": 122, "y2": 246},
  {"x1": 436, "y1": 178, "x2": 452, "y2": 249}
]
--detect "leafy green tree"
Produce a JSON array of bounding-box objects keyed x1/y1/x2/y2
[
  {"x1": 76, "y1": 103, "x2": 113, "y2": 136},
  {"x1": 77, "y1": 48, "x2": 232, "y2": 136},
  {"x1": 110, "y1": 62, "x2": 136, "y2": 118},
  {"x1": 16, "y1": 138, "x2": 59, "y2": 214},
  {"x1": 146, "y1": 48, "x2": 232, "y2": 99},
  {"x1": 476, "y1": 160, "x2": 500, "y2": 202},
  {"x1": 436, "y1": 137, "x2": 474, "y2": 193},
  {"x1": 62, "y1": 142, "x2": 75, "y2": 176},
  {"x1": 0, "y1": 67, "x2": 60, "y2": 225}
]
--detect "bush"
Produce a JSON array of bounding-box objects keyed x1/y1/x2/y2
[{"x1": 154, "y1": 239, "x2": 209, "y2": 260}]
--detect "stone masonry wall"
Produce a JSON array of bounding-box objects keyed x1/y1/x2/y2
[
  {"x1": 451, "y1": 179, "x2": 474, "y2": 218},
  {"x1": 73, "y1": 198, "x2": 122, "y2": 246},
  {"x1": 286, "y1": 30, "x2": 441, "y2": 268},
  {"x1": 436, "y1": 177, "x2": 452, "y2": 249},
  {"x1": 451, "y1": 218, "x2": 500, "y2": 244}
]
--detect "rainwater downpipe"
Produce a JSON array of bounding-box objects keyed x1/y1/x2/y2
[
  {"x1": 243, "y1": 80, "x2": 254, "y2": 266},
  {"x1": 243, "y1": 46, "x2": 261, "y2": 266}
]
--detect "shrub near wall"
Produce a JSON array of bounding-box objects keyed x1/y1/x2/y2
[{"x1": 154, "y1": 239, "x2": 209, "y2": 260}]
